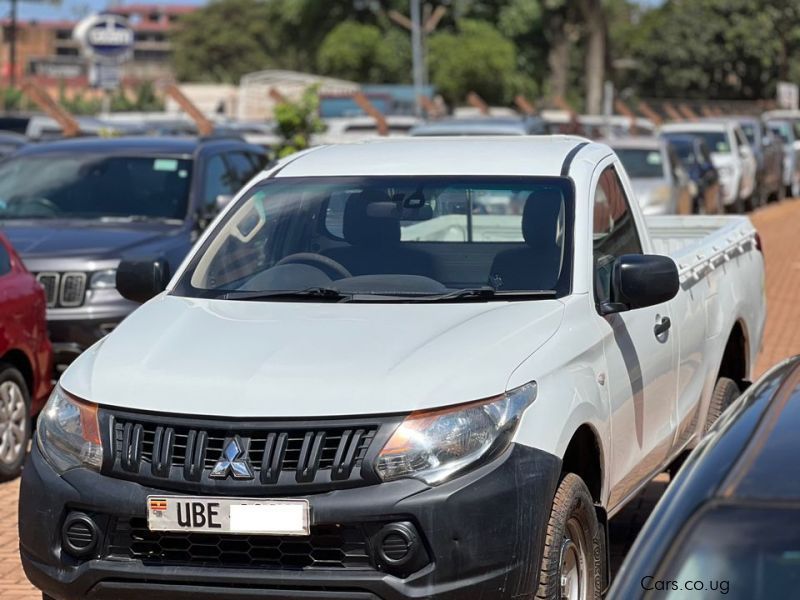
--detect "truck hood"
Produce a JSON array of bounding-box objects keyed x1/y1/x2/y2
[
  {"x1": 0, "y1": 220, "x2": 183, "y2": 260},
  {"x1": 61, "y1": 294, "x2": 565, "y2": 417}
]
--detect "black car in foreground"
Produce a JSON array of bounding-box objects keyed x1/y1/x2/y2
[
  {"x1": 610, "y1": 355, "x2": 800, "y2": 600},
  {"x1": 0, "y1": 136, "x2": 267, "y2": 372}
]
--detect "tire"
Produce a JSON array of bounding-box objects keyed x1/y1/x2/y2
[
  {"x1": 536, "y1": 473, "x2": 603, "y2": 600},
  {"x1": 777, "y1": 181, "x2": 787, "y2": 203},
  {"x1": 704, "y1": 377, "x2": 740, "y2": 434},
  {"x1": 0, "y1": 364, "x2": 31, "y2": 481}
]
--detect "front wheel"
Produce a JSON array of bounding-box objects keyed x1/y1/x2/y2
[
  {"x1": 0, "y1": 363, "x2": 31, "y2": 481},
  {"x1": 704, "y1": 377, "x2": 740, "y2": 434},
  {"x1": 537, "y1": 473, "x2": 603, "y2": 600}
]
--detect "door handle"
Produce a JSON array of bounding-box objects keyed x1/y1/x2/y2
[{"x1": 654, "y1": 316, "x2": 671, "y2": 338}]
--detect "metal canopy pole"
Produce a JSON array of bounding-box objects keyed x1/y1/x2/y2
[
  {"x1": 410, "y1": 0, "x2": 423, "y2": 117},
  {"x1": 9, "y1": 0, "x2": 17, "y2": 87}
]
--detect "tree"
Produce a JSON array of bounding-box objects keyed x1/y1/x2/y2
[
  {"x1": 273, "y1": 86, "x2": 325, "y2": 158},
  {"x1": 317, "y1": 21, "x2": 411, "y2": 83},
  {"x1": 428, "y1": 19, "x2": 521, "y2": 107},
  {"x1": 615, "y1": 0, "x2": 800, "y2": 100}
]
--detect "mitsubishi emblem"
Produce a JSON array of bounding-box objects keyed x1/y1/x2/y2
[{"x1": 209, "y1": 435, "x2": 254, "y2": 480}]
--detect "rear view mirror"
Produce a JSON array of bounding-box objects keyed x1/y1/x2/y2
[
  {"x1": 116, "y1": 258, "x2": 171, "y2": 304},
  {"x1": 599, "y1": 254, "x2": 679, "y2": 315}
]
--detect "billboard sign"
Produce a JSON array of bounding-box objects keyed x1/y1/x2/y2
[{"x1": 73, "y1": 14, "x2": 134, "y2": 64}]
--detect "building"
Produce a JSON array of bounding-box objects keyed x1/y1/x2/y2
[{"x1": 0, "y1": 4, "x2": 196, "y2": 85}]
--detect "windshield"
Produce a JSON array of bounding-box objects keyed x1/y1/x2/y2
[
  {"x1": 615, "y1": 148, "x2": 667, "y2": 179},
  {"x1": 690, "y1": 131, "x2": 731, "y2": 154},
  {"x1": 670, "y1": 141, "x2": 696, "y2": 165},
  {"x1": 739, "y1": 122, "x2": 757, "y2": 145},
  {"x1": 174, "y1": 176, "x2": 574, "y2": 301},
  {"x1": 653, "y1": 506, "x2": 800, "y2": 599},
  {"x1": 768, "y1": 122, "x2": 792, "y2": 144},
  {"x1": 0, "y1": 154, "x2": 193, "y2": 221}
]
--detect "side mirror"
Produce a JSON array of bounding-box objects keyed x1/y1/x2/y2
[
  {"x1": 216, "y1": 194, "x2": 234, "y2": 211},
  {"x1": 599, "y1": 254, "x2": 679, "y2": 316},
  {"x1": 116, "y1": 258, "x2": 171, "y2": 304}
]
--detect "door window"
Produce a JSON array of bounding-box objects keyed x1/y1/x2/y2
[
  {"x1": 0, "y1": 244, "x2": 10, "y2": 276},
  {"x1": 225, "y1": 151, "x2": 262, "y2": 188},
  {"x1": 593, "y1": 166, "x2": 643, "y2": 304},
  {"x1": 202, "y1": 155, "x2": 238, "y2": 210}
]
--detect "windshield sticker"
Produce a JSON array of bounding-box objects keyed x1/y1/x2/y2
[
  {"x1": 153, "y1": 158, "x2": 179, "y2": 172},
  {"x1": 646, "y1": 152, "x2": 663, "y2": 165},
  {"x1": 178, "y1": 169, "x2": 188, "y2": 178}
]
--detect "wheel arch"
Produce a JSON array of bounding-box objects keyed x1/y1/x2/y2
[
  {"x1": 717, "y1": 319, "x2": 750, "y2": 387},
  {"x1": 0, "y1": 348, "x2": 33, "y2": 394}
]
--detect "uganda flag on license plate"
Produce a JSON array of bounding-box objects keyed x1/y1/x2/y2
[{"x1": 149, "y1": 498, "x2": 168, "y2": 512}]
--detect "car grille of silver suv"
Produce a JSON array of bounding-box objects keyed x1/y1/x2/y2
[{"x1": 35, "y1": 272, "x2": 87, "y2": 308}]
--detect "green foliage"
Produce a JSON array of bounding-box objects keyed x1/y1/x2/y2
[
  {"x1": 317, "y1": 21, "x2": 411, "y2": 83},
  {"x1": 616, "y1": 0, "x2": 800, "y2": 100},
  {"x1": 1, "y1": 87, "x2": 23, "y2": 111},
  {"x1": 428, "y1": 19, "x2": 522, "y2": 106},
  {"x1": 273, "y1": 85, "x2": 325, "y2": 158},
  {"x1": 110, "y1": 81, "x2": 164, "y2": 112}
]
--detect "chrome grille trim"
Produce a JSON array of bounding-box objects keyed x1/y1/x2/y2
[
  {"x1": 59, "y1": 272, "x2": 87, "y2": 307},
  {"x1": 35, "y1": 272, "x2": 59, "y2": 307}
]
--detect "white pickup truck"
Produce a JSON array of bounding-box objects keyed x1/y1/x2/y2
[{"x1": 21, "y1": 137, "x2": 765, "y2": 600}]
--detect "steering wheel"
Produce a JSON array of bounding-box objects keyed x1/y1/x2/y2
[{"x1": 275, "y1": 253, "x2": 352, "y2": 280}]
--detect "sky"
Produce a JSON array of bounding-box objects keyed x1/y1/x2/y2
[{"x1": 12, "y1": 0, "x2": 204, "y2": 21}]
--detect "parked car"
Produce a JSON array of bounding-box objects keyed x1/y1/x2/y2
[
  {"x1": 730, "y1": 115, "x2": 784, "y2": 205},
  {"x1": 610, "y1": 355, "x2": 800, "y2": 600},
  {"x1": 663, "y1": 134, "x2": 723, "y2": 214},
  {"x1": 410, "y1": 116, "x2": 548, "y2": 136},
  {"x1": 314, "y1": 115, "x2": 419, "y2": 144},
  {"x1": 607, "y1": 137, "x2": 694, "y2": 214},
  {"x1": 765, "y1": 118, "x2": 800, "y2": 197},
  {"x1": 661, "y1": 121, "x2": 757, "y2": 212},
  {"x1": 0, "y1": 136, "x2": 268, "y2": 372},
  {"x1": 20, "y1": 137, "x2": 766, "y2": 600},
  {"x1": 0, "y1": 232, "x2": 52, "y2": 479},
  {"x1": 540, "y1": 110, "x2": 656, "y2": 138}
]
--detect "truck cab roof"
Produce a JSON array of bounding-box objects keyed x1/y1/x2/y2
[{"x1": 273, "y1": 136, "x2": 600, "y2": 178}]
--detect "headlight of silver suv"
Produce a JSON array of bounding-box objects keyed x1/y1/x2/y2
[
  {"x1": 37, "y1": 386, "x2": 103, "y2": 474},
  {"x1": 90, "y1": 268, "x2": 117, "y2": 289},
  {"x1": 375, "y1": 382, "x2": 536, "y2": 484}
]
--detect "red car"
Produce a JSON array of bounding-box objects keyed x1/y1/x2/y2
[{"x1": 0, "y1": 232, "x2": 52, "y2": 479}]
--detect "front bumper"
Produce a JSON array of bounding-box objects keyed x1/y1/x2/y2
[{"x1": 20, "y1": 441, "x2": 561, "y2": 600}]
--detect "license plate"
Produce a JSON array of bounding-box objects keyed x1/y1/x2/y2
[{"x1": 147, "y1": 496, "x2": 310, "y2": 535}]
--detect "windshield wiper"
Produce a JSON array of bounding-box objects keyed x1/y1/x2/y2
[
  {"x1": 222, "y1": 287, "x2": 353, "y2": 302},
  {"x1": 419, "y1": 286, "x2": 559, "y2": 302},
  {"x1": 98, "y1": 215, "x2": 183, "y2": 224}
]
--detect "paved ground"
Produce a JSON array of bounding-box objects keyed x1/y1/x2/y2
[{"x1": 2, "y1": 199, "x2": 800, "y2": 598}]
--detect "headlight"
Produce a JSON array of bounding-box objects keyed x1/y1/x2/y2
[
  {"x1": 375, "y1": 382, "x2": 536, "y2": 484},
  {"x1": 36, "y1": 386, "x2": 103, "y2": 474},
  {"x1": 90, "y1": 269, "x2": 117, "y2": 289}
]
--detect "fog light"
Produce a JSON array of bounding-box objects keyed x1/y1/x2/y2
[
  {"x1": 62, "y1": 512, "x2": 99, "y2": 558},
  {"x1": 373, "y1": 521, "x2": 427, "y2": 576}
]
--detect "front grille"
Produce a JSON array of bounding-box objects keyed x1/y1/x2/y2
[
  {"x1": 35, "y1": 272, "x2": 59, "y2": 307},
  {"x1": 60, "y1": 272, "x2": 87, "y2": 307},
  {"x1": 35, "y1": 271, "x2": 87, "y2": 307},
  {"x1": 105, "y1": 412, "x2": 383, "y2": 493},
  {"x1": 106, "y1": 517, "x2": 372, "y2": 570}
]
